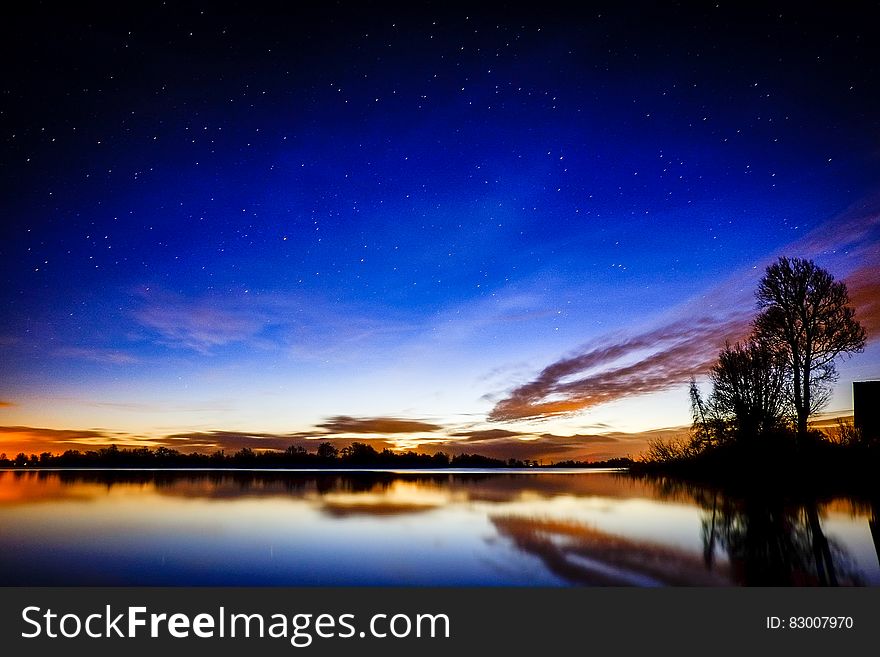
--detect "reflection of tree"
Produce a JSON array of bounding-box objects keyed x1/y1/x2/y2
[
  {"x1": 636, "y1": 473, "x2": 871, "y2": 585},
  {"x1": 870, "y1": 498, "x2": 880, "y2": 569},
  {"x1": 701, "y1": 496, "x2": 862, "y2": 585}
]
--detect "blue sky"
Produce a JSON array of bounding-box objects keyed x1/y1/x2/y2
[{"x1": 1, "y1": 3, "x2": 878, "y2": 460}]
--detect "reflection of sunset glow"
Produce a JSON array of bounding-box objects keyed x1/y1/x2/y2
[
  {"x1": 0, "y1": 471, "x2": 106, "y2": 504},
  {"x1": 1, "y1": 471, "x2": 876, "y2": 585},
  {"x1": 0, "y1": 410, "x2": 855, "y2": 464},
  {"x1": 315, "y1": 480, "x2": 462, "y2": 516},
  {"x1": 0, "y1": 421, "x2": 696, "y2": 463}
]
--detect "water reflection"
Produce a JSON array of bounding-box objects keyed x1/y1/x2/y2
[
  {"x1": 701, "y1": 495, "x2": 857, "y2": 585},
  {"x1": 0, "y1": 469, "x2": 876, "y2": 586},
  {"x1": 490, "y1": 516, "x2": 730, "y2": 586},
  {"x1": 645, "y1": 477, "x2": 875, "y2": 586},
  {"x1": 872, "y1": 501, "x2": 880, "y2": 568}
]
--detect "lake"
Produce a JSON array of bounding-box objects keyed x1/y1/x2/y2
[{"x1": 0, "y1": 468, "x2": 877, "y2": 586}]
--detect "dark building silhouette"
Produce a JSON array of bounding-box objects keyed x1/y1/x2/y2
[{"x1": 853, "y1": 381, "x2": 880, "y2": 439}]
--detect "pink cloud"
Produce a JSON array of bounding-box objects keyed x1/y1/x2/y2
[
  {"x1": 489, "y1": 205, "x2": 880, "y2": 422},
  {"x1": 317, "y1": 415, "x2": 444, "y2": 434}
]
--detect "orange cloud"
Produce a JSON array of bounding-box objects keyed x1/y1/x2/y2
[
  {"x1": 488, "y1": 205, "x2": 880, "y2": 424},
  {"x1": 0, "y1": 426, "x2": 148, "y2": 456},
  {"x1": 448, "y1": 428, "x2": 525, "y2": 442},
  {"x1": 0, "y1": 420, "x2": 687, "y2": 463},
  {"x1": 0, "y1": 425, "x2": 407, "y2": 457},
  {"x1": 316, "y1": 416, "x2": 444, "y2": 434},
  {"x1": 429, "y1": 426, "x2": 689, "y2": 462},
  {"x1": 489, "y1": 315, "x2": 751, "y2": 422},
  {"x1": 163, "y1": 430, "x2": 400, "y2": 453},
  {"x1": 846, "y1": 265, "x2": 880, "y2": 338}
]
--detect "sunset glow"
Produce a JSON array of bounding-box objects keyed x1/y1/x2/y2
[{"x1": 2, "y1": 4, "x2": 878, "y2": 463}]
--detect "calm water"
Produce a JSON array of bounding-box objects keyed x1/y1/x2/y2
[{"x1": 0, "y1": 468, "x2": 877, "y2": 586}]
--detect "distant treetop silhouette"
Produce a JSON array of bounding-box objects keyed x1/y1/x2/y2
[{"x1": 755, "y1": 257, "x2": 866, "y2": 439}]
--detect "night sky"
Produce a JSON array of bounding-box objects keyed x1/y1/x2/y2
[{"x1": 2, "y1": 2, "x2": 879, "y2": 461}]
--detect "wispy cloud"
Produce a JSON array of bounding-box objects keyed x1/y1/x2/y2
[
  {"x1": 133, "y1": 290, "x2": 273, "y2": 353},
  {"x1": 126, "y1": 429, "x2": 402, "y2": 454},
  {"x1": 0, "y1": 426, "x2": 112, "y2": 442},
  {"x1": 0, "y1": 419, "x2": 689, "y2": 462},
  {"x1": 55, "y1": 347, "x2": 142, "y2": 365},
  {"x1": 0, "y1": 426, "x2": 157, "y2": 454},
  {"x1": 0, "y1": 401, "x2": 14, "y2": 408},
  {"x1": 488, "y1": 204, "x2": 880, "y2": 422},
  {"x1": 538, "y1": 432, "x2": 622, "y2": 444},
  {"x1": 427, "y1": 427, "x2": 670, "y2": 461},
  {"x1": 448, "y1": 428, "x2": 526, "y2": 442},
  {"x1": 488, "y1": 314, "x2": 751, "y2": 421},
  {"x1": 316, "y1": 416, "x2": 444, "y2": 434},
  {"x1": 163, "y1": 430, "x2": 322, "y2": 452},
  {"x1": 131, "y1": 288, "x2": 417, "y2": 359},
  {"x1": 846, "y1": 265, "x2": 880, "y2": 338},
  {"x1": 420, "y1": 423, "x2": 690, "y2": 461}
]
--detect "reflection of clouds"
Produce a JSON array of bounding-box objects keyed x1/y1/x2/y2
[
  {"x1": 0, "y1": 471, "x2": 113, "y2": 505},
  {"x1": 315, "y1": 481, "x2": 457, "y2": 517},
  {"x1": 318, "y1": 501, "x2": 442, "y2": 517},
  {"x1": 491, "y1": 515, "x2": 731, "y2": 586},
  {"x1": 4, "y1": 471, "x2": 875, "y2": 584},
  {"x1": 7, "y1": 470, "x2": 665, "y2": 506},
  {"x1": 641, "y1": 475, "x2": 874, "y2": 585}
]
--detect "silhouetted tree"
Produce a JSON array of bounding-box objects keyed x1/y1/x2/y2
[
  {"x1": 709, "y1": 339, "x2": 787, "y2": 439},
  {"x1": 0, "y1": 443, "x2": 552, "y2": 470},
  {"x1": 316, "y1": 442, "x2": 339, "y2": 460},
  {"x1": 688, "y1": 339, "x2": 786, "y2": 451},
  {"x1": 450, "y1": 453, "x2": 507, "y2": 467},
  {"x1": 156, "y1": 446, "x2": 178, "y2": 459},
  {"x1": 690, "y1": 378, "x2": 725, "y2": 450},
  {"x1": 234, "y1": 447, "x2": 257, "y2": 462},
  {"x1": 345, "y1": 442, "x2": 379, "y2": 464},
  {"x1": 754, "y1": 257, "x2": 866, "y2": 439}
]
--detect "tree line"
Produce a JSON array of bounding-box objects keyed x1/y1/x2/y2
[{"x1": 0, "y1": 442, "x2": 626, "y2": 469}]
